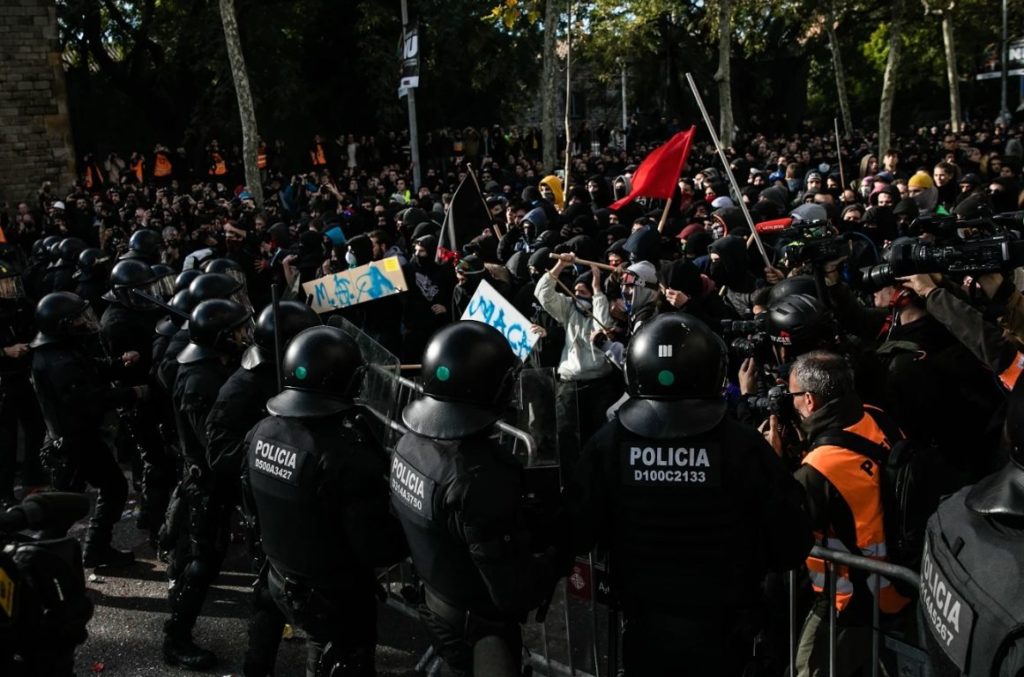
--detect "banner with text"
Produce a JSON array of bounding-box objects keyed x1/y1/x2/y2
[
  {"x1": 302, "y1": 257, "x2": 407, "y2": 313},
  {"x1": 459, "y1": 280, "x2": 538, "y2": 361}
]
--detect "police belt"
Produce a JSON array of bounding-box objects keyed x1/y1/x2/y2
[{"x1": 424, "y1": 586, "x2": 513, "y2": 636}]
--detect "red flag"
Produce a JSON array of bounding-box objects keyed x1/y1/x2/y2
[{"x1": 611, "y1": 126, "x2": 696, "y2": 211}]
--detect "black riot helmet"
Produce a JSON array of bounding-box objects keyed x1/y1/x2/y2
[
  {"x1": 103, "y1": 259, "x2": 159, "y2": 310},
  {"x1": 174, "y1": 269, "x2": 202, "y2": 294},
  {"x1": 242, "y1": 300, "x2": 321, "y2": 370},
  {"x1": 177, "y1": 299, "x2": 253, "y2": 364},
  {"x1": 266, "y1": 326, "x2": 364, "y2": 417},
  {"x1": 73, "y1": 248, "x2": 112, "y2": 282},
  {"x1": 402, "y1": 321, "x2": 519, "y2": 439},
  {"x1": 0, "y1": 260, "x2": 26, "y2": 301},
  {"x1": 202, "y1": 258, "x2": 247, "y2": 288},
  {"x1": 46, "y1": 238, "x2": 63, "y2": 264},
  {"x1": 965, "y1": 379, "x2": 1024, "y2": 517},
  {"x1": 55, "y1": 237, "x2": 87, "y2": 267},
  {"x1": 620, "y1": 312, "x2": 728, "y2": 438},
  {"x1": 767, "y1": 275, "x2": 818, "y2": 305},
  {"x1": 120, "y1": 228, "x2": 162, "y2": 262},
  {"x1": 765, "y1": 294, "x2": 834, "y2": 353},
  {"x1": 156, "y1": 290, "x2": 195, "y2": 337},
  {"x1": 188, "y1": 272, "x2": 252, "y2": 311},
  {"x1": 30, "y1": 292, "x2": 100, "y2": 348},
  {"x1": 33, "y1": 236, "x2": 60, "y2": 260}
]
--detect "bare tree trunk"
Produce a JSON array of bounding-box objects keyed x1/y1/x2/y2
[
  {"x1": 878, "y1": 12, "x2": 902, "y2": 158},
  {"x1": 825, "y1": 2, "x2": 853, "y2": 137},
  {"x1": 542, "y1": 0, "x2": 559, "y2": 172},
  {"x1": 219, "y1": 0, "x2": 263, "y2": 205},
  {"x1": 563, "y1": 0, "x2": 572, "y2": 193},
  {"x1": 715, "y1": 0, "x2": 734, "y2": 148},
  {"x1": 941, "y1": 8, "x2": 962, "y2": 132}
]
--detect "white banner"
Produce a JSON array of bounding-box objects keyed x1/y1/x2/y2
[{"x1": 459, "y1": 280, "x2": 538, "y2": 361}]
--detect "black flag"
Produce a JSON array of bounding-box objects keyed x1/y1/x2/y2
[{"x1": 437, "y1": 169, "x2": 492, "y2": 263}]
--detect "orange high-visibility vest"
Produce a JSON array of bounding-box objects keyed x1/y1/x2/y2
[
  {"x1": 131, "y1": 159, "x2": 144, "y2": 183},
  {"x1": 1000, "y1": 351, "x2": 1024, "y2": 390},
  {"x1": 84, "y1": 165, "x2": 103, "y2": 190},
  {"x1": 154, "y1": 152, "x2": 173, "y2": 178},
  {"x1": 802, "y1": 409, "x2": 911, "y2": 615},
  {"x1": 310, "y1": 143, "x2": 327, "y2": 167},
  {"x1": 210, "y1": 152, "x2": 227, "y2": 176}
]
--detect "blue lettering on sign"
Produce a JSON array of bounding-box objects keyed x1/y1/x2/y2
[
  {"x1": 332, "y1": 277, "x2": 354, "y2": 306},
  {"x1": 355, "y1": 266, "x2": 397, "y2": 302},
  {"x1": 313, "y1": 282, "x2": 332, "y2": 308},
  {"x1": 467, "y1": 295, "x2": 495, "y2": 323},
  {"x1": 466, "y1": 292, "x2": 534, "y2": 359}
]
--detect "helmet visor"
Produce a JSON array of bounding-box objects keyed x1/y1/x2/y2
[
  {"x1": 70, "y1": 305, "x2": 100, "y2": 335},
  {"x1": 0, "y1": 276, "x2": 25, "y2": 301},
  {"x1": 231, "y1": 287, "x2": 254, "y2": 314},
  {"x1": 154, "y1": 273, "x2": 177, "y2": 300}
]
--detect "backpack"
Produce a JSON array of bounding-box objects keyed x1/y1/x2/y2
[{"x1": 811, "y1": 408, "x2": 942, "y2": 594}]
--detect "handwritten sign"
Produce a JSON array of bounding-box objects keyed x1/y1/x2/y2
[
  {"x1": 460, "y1": 280, "x2": 538, "y2": 361},
  {"x1": 302, "y1": 257, "x2": 407, "y2": 313}
]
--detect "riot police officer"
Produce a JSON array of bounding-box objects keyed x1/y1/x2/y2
[
  {"x1": 206, "y1": 300, "x2": 318, "y2": 676},
  {"x1": 29, "y1": 292, "x2": 140, "y2": 567},
  {"x1": 163, "y1": 298, "x2": 252, "y2": 669},
  {"x1": 391, "y1": 321, "x2": 563, "y2": 677},
  {"x1": 42, "y1": 237, "x2": 86, "y2": 294},
  {"x1": 119, "y1": 228, "x2": 162, "y2": 264},
  {"x1": 207, "y1": 300, "x2": 320, "y2": 478},
  {"x1": 567, "y1": 313, "x2": 812, "y2": 676},
  {"x1": 156, "y1": 272, "x2": 244, "y2": 394},
  {"x1": 100, "y1": 259, "x2": 175, "y2": 538},
  {"x1": 920, "y1": 384, "x2": 1024, "y2": 675},
  {"x1": 73, "y1": 247, "x2": 113, "y2": 314},
  {"x1": 0, "y1": 261, "x2": 45, "y2": 506},
  {"x1": 246, "y1": 325, "x2": 404, "y2": 677}
]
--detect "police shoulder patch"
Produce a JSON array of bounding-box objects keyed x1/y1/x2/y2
[
  {"x1": 620, "y1": 442, "x2": 722, "y2": 487},
  {"x1": 390, "y1": 453, "x2": 436, "y2": 520},
  {"x1": 250, "y1": 436, "x2": 306, "y2": 486},
  {"x1": 920, "y1": 534, "x2": 975, "y2": 669}
]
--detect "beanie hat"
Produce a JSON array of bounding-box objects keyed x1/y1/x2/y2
[{"x1": 908, "y1": 171, "x2": 934, "y2": 190}]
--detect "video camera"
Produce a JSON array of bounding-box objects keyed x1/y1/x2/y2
[
  {"x1": 721, "y1": 316, "x2": 772, "y2": 362},
  {"x1": 757, "y1": 218, "x2": 847, "y2": 268},
  {"x1": 745, "y1": 384, "x2": 797, "y2": 423},
  {"x1": 854, "y1": 233, "x2": 1024, "y2": 292},
  {"x1": 0, "y1": 493, "x2": 93, "y2": 676}
]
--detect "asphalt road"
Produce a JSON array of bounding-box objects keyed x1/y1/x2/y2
[{"x1": 69, "y1": 499, "x2": 435, "y2": 677}]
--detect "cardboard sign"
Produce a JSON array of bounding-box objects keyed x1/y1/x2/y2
[
  {"x1": 459, "y1": 279, "x2": 538, "y2": 361},
  {"x1": 302, "y1": 257, "x2": 407, "y2": 313}
]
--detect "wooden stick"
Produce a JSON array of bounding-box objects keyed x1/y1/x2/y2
[
  {"x1": 656, "y1": 197, "x2": 673, "y2": 234},
  {"x1": 400, "y1": 364, "x2": 421, "y2": 371},
  {"x1": 547, "y1": 253, "x2": 618, "y2": 272},
  {"x1": 549, "y1": 271, "x2": 610, "y2": 331}
]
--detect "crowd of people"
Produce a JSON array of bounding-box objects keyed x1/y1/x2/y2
[{"x1": 3, "y1": 115, "x2": 1024, "y2": 676}]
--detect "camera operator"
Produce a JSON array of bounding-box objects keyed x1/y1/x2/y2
[{"x1": 787, "y1": 351, "x2": 911, "y2": 677}]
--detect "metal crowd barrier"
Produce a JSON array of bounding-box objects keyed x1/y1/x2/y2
[{"x1": 355, "y1": 338, "x2": 928, "y2": 676}]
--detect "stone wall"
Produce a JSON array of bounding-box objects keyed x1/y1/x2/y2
[{"x1": 0, "y1": 0, "x2": 75, "y2": 208}]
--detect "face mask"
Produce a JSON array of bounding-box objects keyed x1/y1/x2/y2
[
  {"x1": 574, "y1": 296, "x2": 593, "y2": 314},
  {"x1": 709, "y1": 259, "x2": 727, "y2": 283}
]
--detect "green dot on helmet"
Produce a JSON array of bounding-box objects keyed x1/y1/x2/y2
[
  {"x1": 295, "y1": 366, "x2": 308, "y2": 380},
  {"x1": 658, "y1": 370, "x2": 675, "y2": 386},
  {"x1": 436, "y1": 365, "x2": 451, "y2": 382}
]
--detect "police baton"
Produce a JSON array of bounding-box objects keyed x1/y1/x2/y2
[
  {"x1": 271, "y1": 283, "x2": 283, "y2": 392},
  {"x1": 130, "y1": 288, "x2": 189, "y2": 320}
]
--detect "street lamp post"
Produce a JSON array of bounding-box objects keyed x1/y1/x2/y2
[{"x1": 1000, "y1": 0, "x2": 1011, "y2": 124}]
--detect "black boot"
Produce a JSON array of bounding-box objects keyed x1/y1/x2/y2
[
  {"x1": 83, "y1": 543, "x2": 135, "y2": 568},
  {"x1": 162, "y1": 630, "x2": 217, "y2": 670}
]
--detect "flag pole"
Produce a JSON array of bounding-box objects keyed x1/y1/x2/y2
[
  {"x1": 685, "y1": 72, "x2": 771, "y2": 268},
  {"x1": 467, "y1": 163, "x2": 503, "y2": 238},
  {"x1": 833, "y1": 117, "x2": 846, "y2": 190},
  {"x1": 656, "y1": 197, "x2": 673, "y2": 234}
]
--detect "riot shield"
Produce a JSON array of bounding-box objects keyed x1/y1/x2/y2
[{"x1": 330, "y1": 316, "x2": 403, "y2": 448}]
